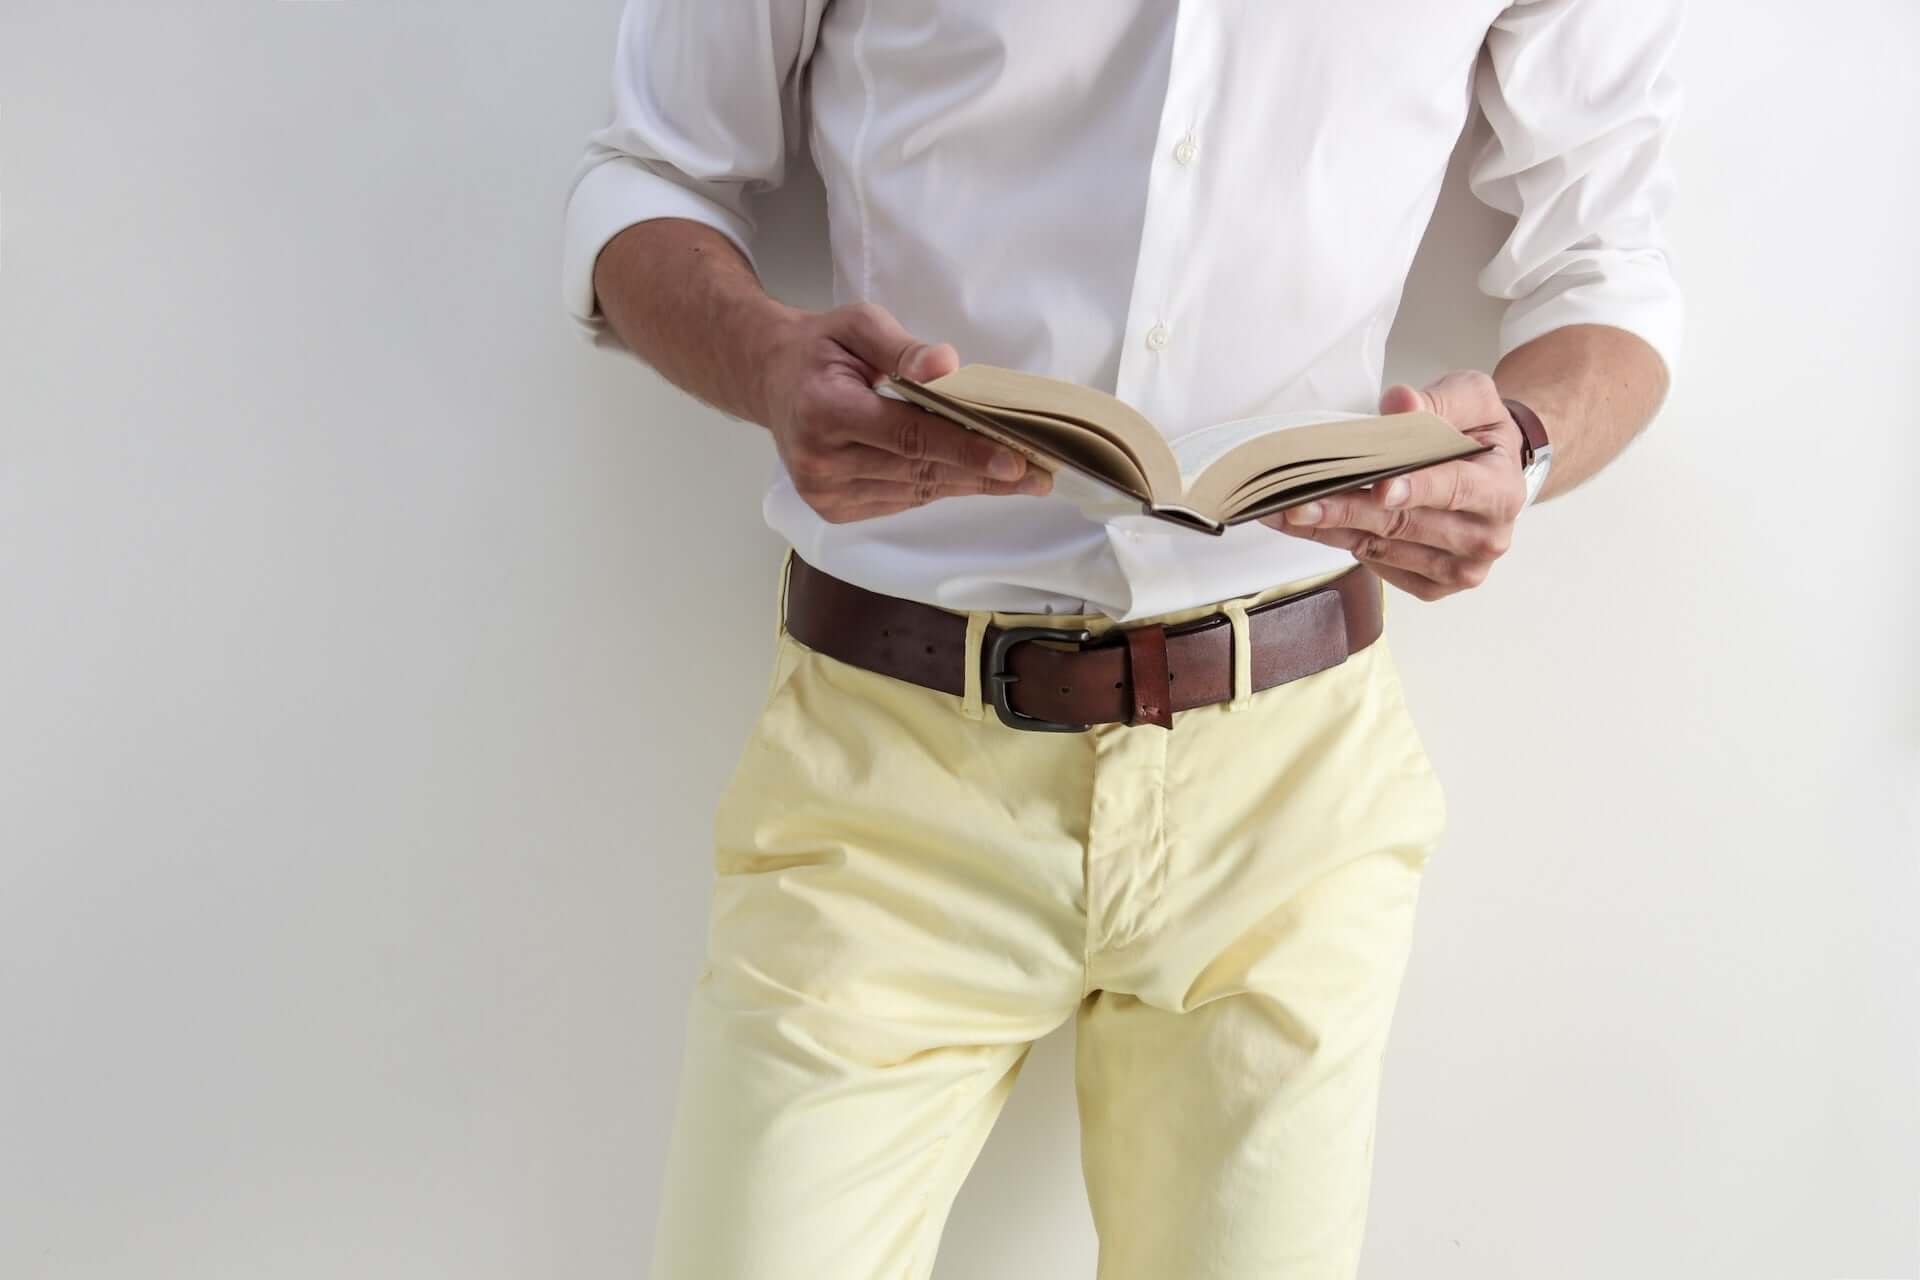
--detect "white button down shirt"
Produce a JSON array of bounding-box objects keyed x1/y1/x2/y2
[{"x1": 563, "y1": 0, "x2": 1684, "y2": 621}]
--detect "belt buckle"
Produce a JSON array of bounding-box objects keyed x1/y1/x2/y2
[{"x1": 985, "y1": 625, "x2": 1095, "y2": 732}]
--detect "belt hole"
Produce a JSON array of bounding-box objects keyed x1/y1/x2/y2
[
  {"x1": 1060, "y1": 685, "x2": 1071, "y2": 695},
  {"x1": 925, "y1": 644, "x2": 935, "y2": 655},
  {"x1": 1112, "y1": 680, "x2": 1122, "y2": 689},
  {"x1": 880, "y1": 627, "x2": 891, "y2": 637}
]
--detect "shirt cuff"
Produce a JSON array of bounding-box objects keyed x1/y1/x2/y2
[
  {"x1": 1493, "y1": 255, "x2": 1686, "y2": 389},
  {"x1": 561, "y1": 155, "x2": 759, "y2": 350}
]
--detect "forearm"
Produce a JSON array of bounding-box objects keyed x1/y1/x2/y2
[
  {"x1": 590, "y1": 217, "x2": 803, "y2": 430},
  {"x1": 588, "y1": 216, "x2": 1039, "y2": 520},
  {"x1": 1492, "y1": 323, "x2": 1671, "y2": 502}
]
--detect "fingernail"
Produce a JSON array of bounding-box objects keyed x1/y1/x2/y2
[
  {"x1": 989, "y1": 449, "x2": 1023, "y2": 480},
  {"x1": 1019, "y1": 471, "x2": 1052, "y2": 495},
  {"x1": 1383, "y1": 479, "x2": 1410, "y2": 507},
  {"x1": 1285, "y1": 502, "x2": 1323, "y2": 525}
]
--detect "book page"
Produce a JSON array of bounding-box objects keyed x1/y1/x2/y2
[
  {"x1": 1182, "y1": 411, "x2": 1479, "y2": 521},
  {"x1": 894, "y1": 370, "x2": 1479, "y2": 528},
  {"x1": 918, "y1": 365, "x2": 1183, "y2": 500},
  {"x1": 1221, "y1": 461, "x2": 1370, "y2": 511},
  {"x1": 1170, "y1": 409, "x2": 1370, "y2": 487},
  {"x1": 889, "y1": 375, "x2": 1159, "y2": 498},
  {"x1": 1224, "y1": 451, "x2": 1485, "y2": 525},
  {"x1": 970, "y1": 405, "x2": 1153, "y2": 497}
]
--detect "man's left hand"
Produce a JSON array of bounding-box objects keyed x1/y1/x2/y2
[{"x1": 1261, "y1": 371, "x2": 1528, "y2": 601}]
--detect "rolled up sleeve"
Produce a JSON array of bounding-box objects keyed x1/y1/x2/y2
[
  {"x1": 1468, "y1": 0, "x2": 1686, "y2": 380},
  {"x1": 561, "y1": 0, "x2": 827, "y2": 347}
]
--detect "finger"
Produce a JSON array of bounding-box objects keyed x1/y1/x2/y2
[
  {"x1": 898, "y1": 339, "x2": 960, "y2": 382},
  {"x1": 1378, "y1": 382, "x2": 1431, "y2": 417},
  {"x1": 1380, "y1": 370, "x2": 1505, "y2": 430},
  {"x1": 1370, "y1": 562, "x2": 1454, "y2": 603},
  {"x1": 1278, "y1": 492, "x2": 1508, "y2": 558},
  {"x1": 1383, "y1": 451, "x2": 1525, "y2": 521},
  {"x1": 831, "y1": 449, "x2": 1053, "y2": 496},
  {"x1": 1270, "y1": 515, "x2": 1448, "y2": 594},
  {"x1": 830, "y1": 301, "x2": 960, "y2": 384},
  {"x1": 1373, "y1": 458, "x2": 1493, "y2": 515},
  {"x1": 830, "y1": 397, "x2": 1029, "y2": 480},
  {"x1": 1290, "y1": 524, "x2": 1491, "y2": 591}
]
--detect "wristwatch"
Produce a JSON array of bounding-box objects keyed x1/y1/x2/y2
[{"x1": 1501, "y1": 397, "x2": 1554, "y2": 509}]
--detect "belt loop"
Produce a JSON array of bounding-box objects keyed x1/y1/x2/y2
[
  {"x1": 774, "y1": 546, "x2": 795, "y2": 642},
  {"x1": 1222, "y1": 599, "x2": 1254, "y2": 712},
  {"x1": 958, "y1": 611, "x2": 990, "y2": 720},
  {"x1": 1122, "y1": 621, "x2": 1174, "y2": 729}
]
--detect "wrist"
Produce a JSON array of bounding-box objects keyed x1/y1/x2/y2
[{"x1": 741, "y1": 300, "x2": 813, "y2": 430}]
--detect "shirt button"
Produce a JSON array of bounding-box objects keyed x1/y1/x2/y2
[
  {"x1": 1145, "y1": 323, "x2": 1171, "y2": 352},
  {"x1": 1173, "y1": 134, "x2": 1199, "y2": 166}
]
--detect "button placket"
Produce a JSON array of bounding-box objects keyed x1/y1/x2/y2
[{"x1": 1110, "y1": 6, "x2": 1221, "y2": 424}]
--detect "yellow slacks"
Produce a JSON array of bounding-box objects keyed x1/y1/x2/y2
[{"x1": 651, "y1": 548, "x2": 1448, "y2": 1279}]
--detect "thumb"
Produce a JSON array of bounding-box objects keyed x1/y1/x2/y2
[
  {"x1": 898, "y1": 339, "x2": 960, "y2": 382},
  {"x1": 833, "y1": 302, "x2": 959, "y2": 383},
  {"x1": 1378, "y1": 382, "x2": 1431, "y2": 416}
]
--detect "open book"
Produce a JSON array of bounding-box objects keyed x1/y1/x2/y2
[{"x1": 887, "y1": 364, "x2": 1488, "y2": 535}]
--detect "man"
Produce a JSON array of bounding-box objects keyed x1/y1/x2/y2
[{"x1": 563, "y1": 2, "x2": 1681, "y2": 1276}]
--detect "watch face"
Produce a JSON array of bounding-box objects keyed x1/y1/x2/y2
[{"x1": 1521, "y1": 447, "x2": 1553, "y2": 508}]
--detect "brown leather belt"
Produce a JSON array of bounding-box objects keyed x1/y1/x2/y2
[{"x1": 781, "y1": 552, "x2": 1383, "y2": 732}]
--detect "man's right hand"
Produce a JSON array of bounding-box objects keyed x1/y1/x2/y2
[{"x1": 755, "y1": 301, "x2": 1052, "y2": 524}]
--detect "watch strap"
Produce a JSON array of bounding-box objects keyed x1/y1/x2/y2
[{"x1": 1501, "y1": 397, "x2": 1550, "y2": 469}]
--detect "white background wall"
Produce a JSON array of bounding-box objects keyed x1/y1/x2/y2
[{"x1": 3, "y1": 3, "x2": 1915, "y2": 1277}]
